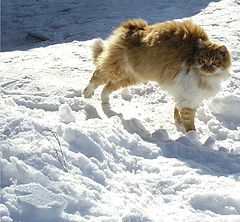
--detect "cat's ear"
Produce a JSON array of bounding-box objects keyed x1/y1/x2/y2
[
  {"x1": 219, "y1": 45, "x2": 227, "y2": 56},
  {"x1": 197, "y1": 39, "x2": 206, "y2": 49}
]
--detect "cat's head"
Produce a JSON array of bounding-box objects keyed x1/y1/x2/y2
[{"x1": 194, "y1": 39, "x2": 231, "y2": 76}]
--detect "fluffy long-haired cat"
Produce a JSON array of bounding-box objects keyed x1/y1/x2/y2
[{"x1": 83, "y1": 19, "x2": 231, "y2": 132}]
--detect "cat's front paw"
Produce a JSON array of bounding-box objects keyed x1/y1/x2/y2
[{"x1": 184, "y1": 124, "x2": 196, "y2": 132}]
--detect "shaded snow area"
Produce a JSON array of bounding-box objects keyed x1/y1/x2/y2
[{"x1": 1, "y1": 0, "x2": 240, "y2": 221}]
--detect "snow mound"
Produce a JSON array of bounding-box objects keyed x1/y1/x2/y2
[
  {"x1": 122, "y1": 211, "x2": 153, "y2": 222},
  {"x1": 63, "y1": 126, "x2": 105, "y2": 162},
  {"x1": 210, "y1": 94, "x2": 240, "y2": 130},
  {"x1": 59, "y1": 104, "x2": 76, "y2": 124},
  {"x1": 1, "y1": 156, "x2": 48, "y2": 188},
  {"x1": 191, "y1": 193, "x2": 240, "y2": 215},
  {"x1": 15, "y1": 183, "x2": 67, "y2": 222}
]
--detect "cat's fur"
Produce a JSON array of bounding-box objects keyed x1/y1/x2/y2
[{"x1": 83, "y1": 19, "x2": 231, "y2": 132}]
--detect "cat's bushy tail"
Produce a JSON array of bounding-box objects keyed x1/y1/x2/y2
[{"x1": 92, "y1": 39, "x2": 104, "y2": 65}]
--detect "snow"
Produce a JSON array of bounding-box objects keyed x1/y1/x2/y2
[
  {"x1": 15, "y1": 183, "x2": 67, "y2": 221},
  {"x1": 1, "y1": 0, "x2": 240, "y2": 221},
  {"x1": 59, "y1": 104, "x2": 76, "y2": 124}
]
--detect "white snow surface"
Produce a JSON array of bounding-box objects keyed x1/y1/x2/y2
[{"x1": 1, "y1": 0, "x2": 240, "y2": 221}]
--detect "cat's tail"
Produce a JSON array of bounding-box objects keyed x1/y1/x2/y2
[
  {"x1": 92, "y1": 39, "x2": 104, "y2": 65},
  {"x1": 119, "y1": 19, "x2": 148, "y2": 46}
]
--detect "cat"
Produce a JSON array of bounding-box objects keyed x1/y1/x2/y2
[{"x1": 83, "y1": 19, "x2": 231, "y2": 132}]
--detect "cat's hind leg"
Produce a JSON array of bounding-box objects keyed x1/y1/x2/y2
[
  {"x1": 83, "y1": 82, "x2": 96, "y2": 98},
  {"x1": 83, "y1": 70, "x2": 106, "y2": 99},
  {"x1": 101, "y1": 77, "x2": 137, "y2": 104}
]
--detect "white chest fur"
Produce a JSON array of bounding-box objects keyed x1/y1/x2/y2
[{"x1": 163, "y1": 67, "x2": 229, "y2": 109}]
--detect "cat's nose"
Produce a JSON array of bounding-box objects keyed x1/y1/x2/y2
[
  {"x1": 203, "y1": 64, "x2": 211, "y2": 70},
  {"x1": 203, "y1": 64, "x2": 215, "y2": 73}
]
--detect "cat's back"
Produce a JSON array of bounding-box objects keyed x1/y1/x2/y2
[
  {"x1": 144, "y1": 20, "x2": 208, "y2": 46},
  {"x1": 107, "y1": 19, "x2": 210, "y2": 83},
  {"x1": 122, "y1": 20, "x2": 209, "y2": 83}
]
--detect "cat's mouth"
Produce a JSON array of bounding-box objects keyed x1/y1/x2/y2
[
  {"x1": 200, "y1": 70, "x2": 216, "y2": 76},
  {"x1": 198, "y1": 65, "x2": 217, "y2": 76}
]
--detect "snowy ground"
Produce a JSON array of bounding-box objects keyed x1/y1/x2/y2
[{"x1": 1, "y1": 0, "x2": 240, "y2": 221}]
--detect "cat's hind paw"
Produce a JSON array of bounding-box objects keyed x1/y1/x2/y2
[{"x1": 83, "y1": 83, "x2": 95, "y2": 99}]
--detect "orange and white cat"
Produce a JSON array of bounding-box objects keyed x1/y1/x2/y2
[{"x1": 83, "y1": 19, "x2": 231, "y2": 132}]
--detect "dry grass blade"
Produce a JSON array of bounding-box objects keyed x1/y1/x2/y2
[{"x1": 30, "y1": 128, "x2": 69, "y2": 172}]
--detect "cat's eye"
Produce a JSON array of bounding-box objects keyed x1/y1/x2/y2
[
  {"x1": 198, "y1": 59, "x2": 205, "y2": 64},
  {"x1": 212, "y1": 61, "x2": 219, "y2": 66}
]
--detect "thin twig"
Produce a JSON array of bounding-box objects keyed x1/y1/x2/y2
[
  {"x1": 43, "y1": 129, "x2": 68, "y2": 172},
  {"x1": 30, "y1": 128, "x2": 69, "y2": 172}
]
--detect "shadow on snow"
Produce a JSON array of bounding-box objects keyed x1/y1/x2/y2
[
  {"x1": 101, "y1": 103, "x2": 240, "y2": 176},
  {"x1": 2, "y1": 0, "x2": 220, "y2": 52}
]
